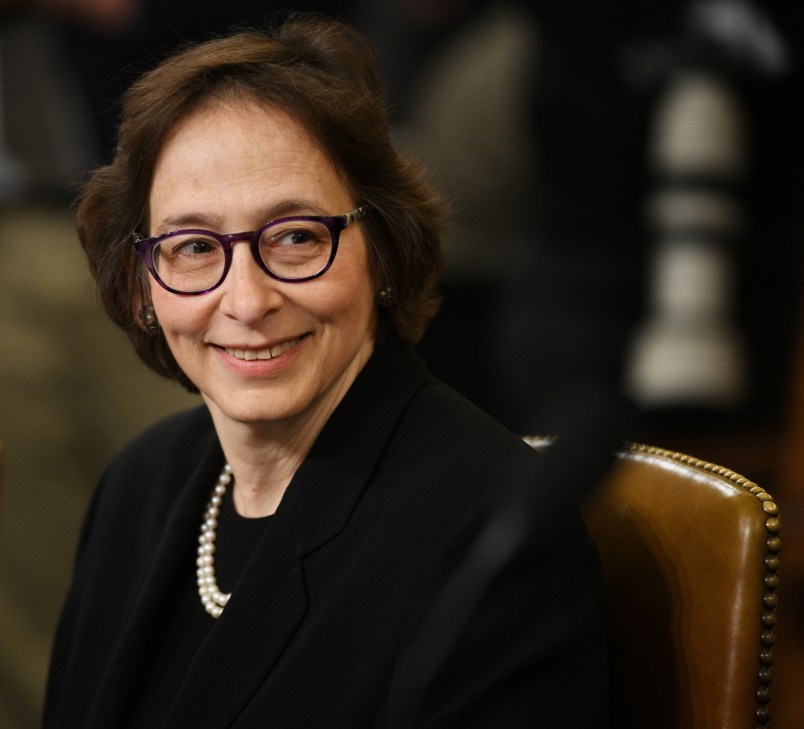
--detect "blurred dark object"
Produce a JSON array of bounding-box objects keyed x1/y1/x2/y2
[
  {"x1": 392, "y1": 379, "x2": 630, "y2": 728},
  {"x1": 416, "y1": 0, "x2": 671, "y2": 433},
  {"x1": 1, "y1": 15, "x2": 97, "y2": 202},
  {"x1": 56, "y1": 0, "x2": 353, "y2": 164}
]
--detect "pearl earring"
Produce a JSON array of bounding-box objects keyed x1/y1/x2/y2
[
  {"x1": 377, "y1": 287, "x2": 395, "y2": 306},
  {"x1": 139, "y1": 305, "x2": 160, "y2": 335}
]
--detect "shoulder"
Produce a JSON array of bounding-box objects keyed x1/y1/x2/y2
[
  {"x1": 371, "y1": 375, "x2": 544, "y2": 535},
  {"x1": 79, "y1": 405, "x2": 218, "y2": 547},
  {"x1": 111, "y1": 404, "x2": 214, "y2": 462},
  {"x1": 102, "y1": 404, "x2": 216, "y2": 484},
  {"x1": 398, "y1": 375, "x2": 539, "y2": 483}
]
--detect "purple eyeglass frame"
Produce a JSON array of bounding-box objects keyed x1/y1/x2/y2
[{"x1": 133, "y1": 205, "x2": 370, "y2": 295}]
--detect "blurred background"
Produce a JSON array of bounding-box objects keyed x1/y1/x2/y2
[{"x1": 1, "y1": 0, "x2": 803, "y2": 726}]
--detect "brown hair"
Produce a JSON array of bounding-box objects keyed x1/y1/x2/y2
[{"x1": 76, "y1": 14, "x2": 444, "y2": 391}]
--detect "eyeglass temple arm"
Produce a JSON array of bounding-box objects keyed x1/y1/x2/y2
[{"x1": 345, "y1": 205, "x2": 371, "y2": 225}]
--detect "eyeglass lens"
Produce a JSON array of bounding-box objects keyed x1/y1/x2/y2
[{"x1": 152, "y1": 219, "x2": 334, "y2": 292}]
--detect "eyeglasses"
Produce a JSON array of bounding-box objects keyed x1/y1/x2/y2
[{"x1": 133, "y1": 205, "x2": 370, "y2": 295}]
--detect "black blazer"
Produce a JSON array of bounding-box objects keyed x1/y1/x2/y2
[{"x1": 43, "y1": 338, "x2": 609, "y2": 728}]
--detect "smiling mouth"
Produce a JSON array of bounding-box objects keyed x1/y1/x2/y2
[{"x1": 223, "y1": 336, "x2": 303, "y2": 361}]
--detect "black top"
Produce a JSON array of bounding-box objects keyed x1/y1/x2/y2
[
  {"x1": 124, "y1": 488, "x2": 271, "y2": 728},
  {"x1": 44, "y1": 337, "x2": 610, "y2": 728}
]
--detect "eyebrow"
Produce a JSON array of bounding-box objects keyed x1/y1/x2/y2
[{"x1": 152, "y1": 199, "x2": 331, "y2": 235}]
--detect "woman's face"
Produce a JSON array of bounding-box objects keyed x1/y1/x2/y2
[{"x1": 147, "y1": 101, "x2": 377, "y2": 432}]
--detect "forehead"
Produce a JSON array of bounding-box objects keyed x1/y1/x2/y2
[
  {"x1": 154, "y1": 98, "x2": 330, "y2": 176},
  {"x1": 148, "y1": 99, "x2": 350, "y2": 225}
]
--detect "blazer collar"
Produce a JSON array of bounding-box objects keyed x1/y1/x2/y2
[{"x1": 283, "y1": 336, "x2": 428, "y2": 556}]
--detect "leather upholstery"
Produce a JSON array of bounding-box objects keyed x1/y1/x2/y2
[{"x1": 525, "y1": 439, "x2": 781, "y2": 728}]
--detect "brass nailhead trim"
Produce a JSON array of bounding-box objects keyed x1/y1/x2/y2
[{"x1": 626, "y1": 443, "x2": 781, "y2": 728}]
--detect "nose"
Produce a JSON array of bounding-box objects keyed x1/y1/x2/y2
[{"x1": 218, "y1": 242, "x2": 284, "y2": 326}]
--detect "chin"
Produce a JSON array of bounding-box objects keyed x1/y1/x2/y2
[{"x1": 213, "y1": 391, "x2": 312, "y2": 426}]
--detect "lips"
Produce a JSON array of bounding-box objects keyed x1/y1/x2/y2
[{"x1": 223, "y1": 336, "x2": 302, "y2": 361}]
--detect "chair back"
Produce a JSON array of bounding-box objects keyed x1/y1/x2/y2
[{"x1": 526, "y1": 439, "x2": 780, "y2": 728}]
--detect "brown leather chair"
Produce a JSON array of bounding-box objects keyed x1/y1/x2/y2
[{"x1": 525, "y1": 439, "x2": 781, "y2": 728}]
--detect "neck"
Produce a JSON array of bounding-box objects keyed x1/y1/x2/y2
[
  {"x1": 204, "y1": 373, "x2": 361, "y2": 518},
  {"x1": 210, "y1": 417, "x2": 319, "y2": 518}
]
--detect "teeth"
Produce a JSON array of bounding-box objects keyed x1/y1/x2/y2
[{"x1": 225, "y1": 337, "x2": 300, "y2": 361}]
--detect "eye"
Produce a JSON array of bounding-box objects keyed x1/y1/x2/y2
[
  {"x1": 258, "y1": 220, "x2": 332, "y2": 277},
  {"x1": 287, "y1": 229, "x2": 314, "y2": 245},
  {"x1": 165, "y1": 236, "x2": 221, "y2": 258},
  {"x1": 273, "y1": 226, "x2": 324, "y2": 247}
]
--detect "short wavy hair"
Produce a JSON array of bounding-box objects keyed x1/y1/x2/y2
[{"x1": 76, "y1": 14, "x2": 445, "y2": 391}]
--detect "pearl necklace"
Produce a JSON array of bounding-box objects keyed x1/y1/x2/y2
[{"x1": 196, "y1": 463, "x2": 232, "y2": 618}]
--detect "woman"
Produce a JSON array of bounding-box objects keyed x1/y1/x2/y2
[{"x1": 43, "y1": 15, "x2": 609, "y2": 729}]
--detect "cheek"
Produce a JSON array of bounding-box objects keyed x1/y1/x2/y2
[
  {"x1": 314, "y1": 277, "x2": 375, "y2": 328},
  {"x1": 152, "y1": 290, "x2": 212, "y2": 338},
  {"x1": 324, "y1": 249, "x2": 377, "y2": 321}
]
